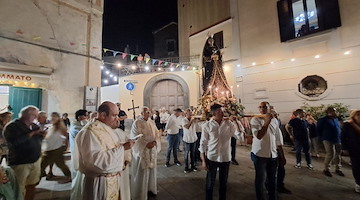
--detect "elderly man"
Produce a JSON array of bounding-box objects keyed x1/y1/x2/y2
[
  {"x1": 250, "y1": 102, "x2": 285, "y2": 200},
  {"x1": 72, "y1": 101, "x2": 134, "y2": 200},
  {"x1": 4, "y1": 106, "x2": 44, "y2": 200},
  {"x1": 130, "y1": 106, "x2": 161, "y2": 199}
]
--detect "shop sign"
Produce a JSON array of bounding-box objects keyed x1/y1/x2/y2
[{"x1": 0, "y1": 73, "x2": 32, "y2": 81}]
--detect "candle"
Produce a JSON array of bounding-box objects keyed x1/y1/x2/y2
[
  {"x1": 226, "y1": 91, "x2": 229, "y2": 98},
  {"x1": 230, "y1": 86, "x2": 233, "y2": 97},
  {"x1": 209, "y1": 85, "x2": 212, "y2": 96},
  {"x1": 215, "y1": 88, "x2": 218, "y2": 97}
]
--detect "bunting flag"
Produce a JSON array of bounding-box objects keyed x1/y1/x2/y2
[
  {"x1": 130, "y1": 54, "x2": 136, "y2": 61},
  {"x1": 152, "y1": 59, "x2": 157, "y2": 65},
  {"x1": 176, "y1": 64, "x2": 180, "y2": 68},
  {"x1": 92, "y1": 47, "x2": 98, "y2": 49},
  {"x1": 145, "y1": 57, "x2": 151, "y2": 63},
  {"x1": 164, "y1": 62, "x2": 168, "y2": 66},
  {"x1": 33, "y1": 36, "x2": 41, "y2": 41},
  {"x1": 122, "y1": 53, "x2": 128, "y2": 59},
  {"x1": 169, "y1": 63, "x2": 174, "y2": 68},
  {"x1": 137, "y1": 55, "x2": 144, "y2": 62},
  {"x1": 113, "y1": 51, "x2": 119, "y2": 57},
  {"x1": 158, "y1": 61, "x2": 164, "y2": 66},
  {"x1": 70, "y1": 42, "x2": 75, "y2": 46},
  {"x1": 103, "y1": 48, "x2": 109, "y2": 53},
  {"x1": 81, "y1": 44, "x2": 87, "y2": 46}
]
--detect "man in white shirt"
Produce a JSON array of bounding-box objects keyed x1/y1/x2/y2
[
  {"x1": 199, "y1": 104, "x2": 244, "y2": 200},
  {"x1": 164, "y1": 108, "x2": 183, "y2": 167},
  {"x1": 182, "y1": 109, "x2": 198, "y2": 173},
  {"x1": 250, "y1": 101, "x2": 285, "y2": 200}
]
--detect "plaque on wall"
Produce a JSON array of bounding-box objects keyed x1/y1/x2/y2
[
  {"x1": 84, "y1": 86, "x2": 99, "y2": 112},
  {"x1": 298, "y1": 75, "x2": 327, "y2": 97}
]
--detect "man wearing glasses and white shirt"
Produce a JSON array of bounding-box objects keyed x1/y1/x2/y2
[
  {"x1": 199, "y1": 103, "x2": 244, "y2": 200},
  {"x1": 250, "y1": 101, "x2": 286, "y2": 200}
]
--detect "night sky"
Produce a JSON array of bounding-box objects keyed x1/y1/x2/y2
[{"x1": 102, "y1": 0, "x2": 178, "y2": 56}]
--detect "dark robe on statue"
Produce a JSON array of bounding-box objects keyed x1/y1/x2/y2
[{"x1": 202, "y1": 37, "x2": 222, "y2": 93}]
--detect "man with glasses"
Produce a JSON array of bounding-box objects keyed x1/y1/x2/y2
[{"x1": 250, "y1": 102, "x2": 285, "y2": 200}]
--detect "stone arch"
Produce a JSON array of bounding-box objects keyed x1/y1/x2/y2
[{"x1": 143, "y1": 73, "x2": 189, "y2": 109}]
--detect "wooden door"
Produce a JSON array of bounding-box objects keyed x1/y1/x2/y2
[{"x1": 150, "y1": 80, "x2": 184, "y2": 111}]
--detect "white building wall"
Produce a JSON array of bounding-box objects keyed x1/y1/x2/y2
[
  {"x1": 235, "y1": 0, "x2": 360, "y2": 122},
  {"x1": 0, "y1": 0, "x2": 103, "y2": 116}
]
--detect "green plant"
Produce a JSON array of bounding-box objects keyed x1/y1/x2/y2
[{"x1": 300, "y1": 102, "x2": 350, "y2": 120}]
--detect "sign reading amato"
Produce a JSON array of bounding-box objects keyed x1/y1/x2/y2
[{"x1": 0, "y1": 73, "x2": 32, "y2": 81}]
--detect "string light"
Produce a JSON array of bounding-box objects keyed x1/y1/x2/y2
[
  {"x1": 170, "y1": 68, "x2": 174, "y2": 71},
  {"x1": 109, "y1": 74, "x2": 113, "y2": 77},
  {"x1": 145, "y1": 66, "x2": 150, "y2": 71},
  {"x1": 131, "y1": 65, "x2": 137, "y2": 70},
  {"x1": 113, "y1": 76, "x2": 117, "y2": 81},
  {"x1": 105, "y1": 70, "x2": 110, "y2": 74},
  {"x1": 344, "y1": 51, "x2": 351, "y2": 55},
  {"x1": 291, "y1": 58, "x2": 295, "y2": 62},
  {"x1": 103, "y1": 79, "x2": 108, "y2": 84},
  {"x1": 192, "y1": 67, "x2": 196, "y2": 70},
  {"x1": 100, "y1": 65, "x2": 104, "y2": 70},
  {"x1": 314, "y1": 55, "x2": 320, "y2": 59},
  {"x1": 181, "y1": 68, "x2": 185, "y2": 71},
  {"x1": 237, "y1": 64, "x2": 240, "y2": 67},
  {"x1": 116, "y1": 63, "x2": 122, "y2": 68}
]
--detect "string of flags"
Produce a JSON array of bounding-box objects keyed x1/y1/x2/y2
[{"x1": 102, "y1": 48, "x2": 197, "y2": 70}]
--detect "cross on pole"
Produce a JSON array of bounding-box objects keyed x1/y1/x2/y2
[{"x1": 128, "y1": 99, "x2": 139, "y2": 119}]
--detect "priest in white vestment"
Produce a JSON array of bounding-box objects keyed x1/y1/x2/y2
[
  {"x1": 130, "y1": 106, "x2": 161, "y2": 200},
  {"x1": 72, "y1": 102, "x2": 134, "y2": 200}
]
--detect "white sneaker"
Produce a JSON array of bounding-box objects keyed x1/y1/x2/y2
[
  {"x1": 307, "y1": 164, "x2": 314, "y2": 170},
  {"x1": 295, "y1": 163, "x2": 301, "y2": 169},
  {"x1": 355, "y1": 184, "x2": 360, "y2": 193}
]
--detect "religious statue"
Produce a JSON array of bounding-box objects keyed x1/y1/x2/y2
[
  {"x1": 202, "y1": 37, "x2": 222, "y2": 92},
  {"x1": 202, "y1": 36, "x2": 232, "y2": 98}
]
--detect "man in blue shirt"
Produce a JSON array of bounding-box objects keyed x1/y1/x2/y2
[{"x1": 317, "y1": 107, "x2": 344, "y2": 177}]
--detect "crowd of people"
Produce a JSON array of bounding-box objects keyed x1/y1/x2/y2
[{"x1": 0, "y1": 100, "x2": 359, "y2": 200}]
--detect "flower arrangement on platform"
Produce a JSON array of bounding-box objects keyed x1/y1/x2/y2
[{"x1": 192, "y1": 95, "x2": 245, "y2": 120}]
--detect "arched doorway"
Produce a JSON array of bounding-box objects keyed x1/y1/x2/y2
[{"x1": 143, "y1": 73, "x2": 189, "y2": 111}]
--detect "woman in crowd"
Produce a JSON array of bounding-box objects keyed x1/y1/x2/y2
[
  {"x1": 40, "y1": 112, "x2": 71, "y2": 183},
  {"x1": 341, "y1": 110, "x2": 360, "y2": 193}
]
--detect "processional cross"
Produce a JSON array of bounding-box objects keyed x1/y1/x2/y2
[{"x1": 127, "y1": 99, "x2": 139, "y2": 119}]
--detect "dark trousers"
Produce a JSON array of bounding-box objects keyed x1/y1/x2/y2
[
  {"x1": 277, "y1": 160, "x2": 285, "y2": 188},
  {"x1": 350, "y1": 155, "x2": 360, "y2": 185},
  {"x1": 41, "y1": 146, "x2": 71, "y2": 177},
  {"x1": 295, "y1": 139, "x2": 311, "y2": 164},
  {"x1": 231, "y1": 137, "x2": 236, "y2": 160},
  {"x1": 195, "y1": 132, "x2": 202, "y2": 162},
  {"x1": 251, "y1": 153, "x2": 278, "y2": 200},
  {"x1": 184, "y1": 142, "x2": 196, "y2": 169},
  {"x1": 177, "y1": 129, "x2": 184, "y2": 150},
  {"x1": 166, "y1": 134, "x2": 179, "y2": 163},
  {"x1": 206, "y1": 159, "x2": 230, "y2": 200}
]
